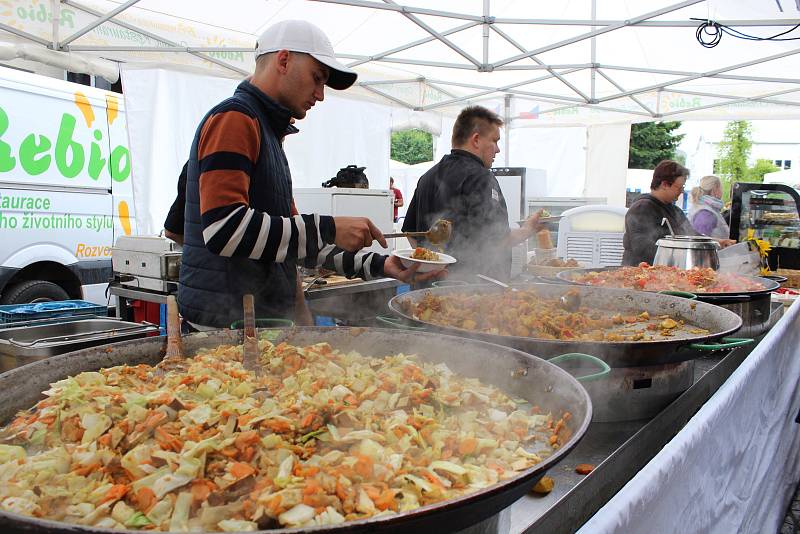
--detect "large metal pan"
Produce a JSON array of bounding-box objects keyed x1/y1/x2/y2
[
  {"x1": 387, "y1": 284, "x2": 746, "y2": 367},
  {"x1": 555, "y1": 266, "x2": 780, "y2": 296},
  {"x1": 556, "y1": 267, "x2": 779, "y2": 337},
  {"x1": 0, "y1": 327, "x2": 591, "y2": 534}
]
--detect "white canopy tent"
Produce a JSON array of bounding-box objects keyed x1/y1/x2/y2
[{"x1": 3, "y1": 0, "x2": 800, "y2": 232}]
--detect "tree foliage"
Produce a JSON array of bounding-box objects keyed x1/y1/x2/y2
[
  {"x1": 628, "y1": 121, "x2": 684, "y2": 169},
  {"x1": 716, "y1": 120, "x2": 752, "y2": 182},
  {"x1": 391, "y1": 129, "x2": 433, "y2": 165},
  {"x1": 715, "y1": 121, "x2": 779, "y2": 202}
]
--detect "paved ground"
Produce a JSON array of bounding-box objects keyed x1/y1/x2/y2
[{"x1": 781, "y1": 480, "x2": 800, "y2": 534}]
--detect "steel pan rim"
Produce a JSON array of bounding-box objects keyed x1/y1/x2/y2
[{"x1": 0, "y1": 326, "x2": 592, "y2": 534}]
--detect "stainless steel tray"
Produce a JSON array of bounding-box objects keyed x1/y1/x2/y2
[{"x1": 0, "y1": 318, "x2": 158, "y2": 367}]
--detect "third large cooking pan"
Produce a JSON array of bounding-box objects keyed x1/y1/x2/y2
[
  {"x1": 555, "y1": 266, "x2": 780, "y2": 297},
  {"x1": 387, "y1": 283, "x2": 746, "y2": 367},
  {"x1": 0, "y1": 327, "x2": 590, "y2": 534},
  {"x1": 556, "y1": 266, "x2": 780, "y2": 337}
]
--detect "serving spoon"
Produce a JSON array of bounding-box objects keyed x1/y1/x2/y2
[{"x1": 384, "y1": 219, "x2": 453, "y2": 245}]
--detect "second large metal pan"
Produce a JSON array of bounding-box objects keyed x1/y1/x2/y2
[
  {"x1": 0, "y1": 327, "x2": 591, "y2": 534},
  {"x1": 388, "y1": 284, "x2": 745, "y2": 367}
]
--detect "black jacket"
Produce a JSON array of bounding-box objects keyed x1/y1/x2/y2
[
  {"x1": 402, "y1": 150, "x2": 511, "y2": 281},
  {"x1": 622, "y1": 193, "x2": 695, "y2": 266}
]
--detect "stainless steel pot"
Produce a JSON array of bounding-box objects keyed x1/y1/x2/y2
[
  {"x1": 0, "y1": 327, "x2": 591, "y2": 534},
  {"x1": 654, "y1": 235, "x2": 720, "y2": 270}
]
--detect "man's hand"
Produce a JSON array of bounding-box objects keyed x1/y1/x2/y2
[
  {"x1": 333, "y1": 217, "x2": 387, "y2": 252},
  {"x1": 522, "y1": 210, "x2": 545, "y2": 237},
  {"x1": 383, "y1": 255, "x2": 447, "y2": 284},
  {"x1": 716, "y1": 238, "x2": 737, "y2": 248}
]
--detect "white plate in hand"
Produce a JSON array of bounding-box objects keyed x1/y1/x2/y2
[{"x1": 391, "y1": 248, "x2": 457, "y2": 273}]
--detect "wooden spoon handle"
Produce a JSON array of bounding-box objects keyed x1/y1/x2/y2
[
  {"x1": 165, "y1": 295, "x2": 182, "y2": 359},
  {"x1": 242, "y1": 294, "x2": 259, "y2": 374}
]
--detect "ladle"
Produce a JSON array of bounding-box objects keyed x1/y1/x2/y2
[
  {"x1": 384, "y1": 219, "x2": 452, "y2": 245},
  {"x1": 661, "y1": 217, "x2": 676, "y2": 237},
  {"x1": 476, "y1": 273, "x2": 518, "y2": 292}
]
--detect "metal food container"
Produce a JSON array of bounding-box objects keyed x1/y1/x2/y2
[
  {"x1": 654, "y1": 235, "x2": 720, "y2": 270},
  {"x1": 0, "y1": 318, "x2": 159, "y2": 370}
]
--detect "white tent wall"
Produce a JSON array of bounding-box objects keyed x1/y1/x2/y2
[{"x1": 585, "y1": 123, "x2": 631, "y2": 207}]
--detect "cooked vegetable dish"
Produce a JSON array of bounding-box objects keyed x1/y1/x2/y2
[
  {"x1": 0, "y1": 340, "x2": 566, "y2": 531},
  {"x1": 410, "y1": 247, "x2": 440, "y2": 261},
  {"x1": 571, "y1": 263, "x2": 766, "y2": 293},
  {"x1": 401, "y1": 289, "x2": 708, "y2": 341}
]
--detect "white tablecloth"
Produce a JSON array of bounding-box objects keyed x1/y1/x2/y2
[{"x1": 579, "y1": 301, "x2": 800, "y2": 534}]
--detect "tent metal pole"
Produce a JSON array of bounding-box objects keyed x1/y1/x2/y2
[
  {"x1": 423, "y1": 81, "x2": 458, "y2": 99},
  {"x1": 338, "y1": 54, "x2": 476, "y2": 69},
  {"x1": 660, "y1": 87, "x2": 800, "y2": 117},
  {"x1": 422, "y1": 78, "x2": 585, "y2": 112},
  {"x1": 382, "y1": 0, "x2": 481, "y2": 67},
  {"x1": 490, "y1": 25, "x2": 590, "y2": 102},
  {"x1": 346, "y1": 21, "x2": 479, "y2": 68},
  {"x1": 492, "y1": 0, "x2": 704, "y2": 68},
  {"x1": 309, "y1": 0, "x2": 482, "y2": 22},
  {"x1": 504, "y1": 94, "x2": 511, "y2": 165},
  {"x1": 597, "y1": 46, "x2": 800, "y2": 103},
  {"x1": 488, "y1": 63, "x2": 594, "y2": 71},
  {"x1": 425, "y1": 67, "x2": 588, "y2": 91},
  {"x1": 62, "y1": 0, "x2": 249, "y2": 76},
  {"x1": 51, "y1": 0, "x2": 60, "y2": 50},
  {"x1": 0, "y1": 23, "x2": 52, "y2": 46},
  {"x1": 590, "y1": 0, "x2": 596, "y2": 101},
  {"x1": 68, "y1": 46, "x2": 253, "y2": 52},
  {"x1": 59, "y1": 0, "x2": 141, "y2": 48},
  {"x1": 596, "y1": 70, "x2": 656, "y2": 116},
  {"x1": 490, "y1": 18, "x2": 800, "y2": 27},
  {"x1": 665, "y1": 88, "x2": 800, "y2": 109},
  {"x1": 359, "y1": 85, "x2": 416, "y2": 109},
  {"x1": 537, "y1": 103, "x2": 652, "y2": 117},
  {"x1": 482, "y1": 0, "x2": 490, "y2": 66},
  {"x1": 599, "y1": 63, "x2": 800, "y2": 85},
  {"x1": 359, "y1": 78, "x2": 425, "y2": 86}
]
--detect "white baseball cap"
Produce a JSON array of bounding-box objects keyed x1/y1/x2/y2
[{"x1": 255, "y1": 19, "x2": 357, "y2": 90}]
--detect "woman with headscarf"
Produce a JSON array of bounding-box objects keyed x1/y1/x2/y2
[{"x1": 689, "y1": 175, "x2": 730, "y2": 239}]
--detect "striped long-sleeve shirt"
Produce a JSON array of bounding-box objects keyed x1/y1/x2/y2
[{"x1": 197, "y1": 103, "x2": 386, "y2": 280}]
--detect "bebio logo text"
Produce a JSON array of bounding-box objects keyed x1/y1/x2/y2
[{"x1": 0, "y1": 105, "x2": 131, "y2": 183}]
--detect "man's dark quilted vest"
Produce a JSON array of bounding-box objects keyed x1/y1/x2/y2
[{"x1": 179, "y1": 82, "x2": 296, "y2": 328}]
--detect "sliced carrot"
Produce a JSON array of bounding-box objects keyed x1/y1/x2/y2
[
  {"x1": 191, "y1": 479, "x2": 215, "y2": 502},
  {"x1": 97, "y1": 434, "x2": 112, "y2": 447},
  {"x1": 354, "y1": 455, "x2": 374, "y2": 478},
  {"x1": 458, "y1": 437, "x2": 478, "y2": 456},
  {"x1": 220, "y1": 446, "x2": 239, "y2": 458},
  {"x1": 230, "y1": 462, "x2": 256, "y2": 479},
  {"x1": 300, "y1": 413, "x2": 315, "y2": 428},
  {"x1": 234, "y1": 430, "x2": 259, "y2": 451},
  {"x1": 373, "y1": 488, "x2": 398, "y2": 511},
  {"x1": 101, "y1": 484, "x2": 130, "y2": 503}
]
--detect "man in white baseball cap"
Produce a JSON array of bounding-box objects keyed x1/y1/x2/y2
[
  {"x1": 177, "y1": 19, "x2": 442, "y2": 330},
  {"x1": 255, "y1": 19, "x2": 357, "y2": 91}
]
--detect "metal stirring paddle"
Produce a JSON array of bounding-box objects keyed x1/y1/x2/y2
[{"x1": 384, "y1": 219, "x2": 453, "y2": 245}]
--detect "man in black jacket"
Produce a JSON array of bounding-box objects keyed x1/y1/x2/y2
[{"x1": 402, "y1": 105, "x2": 542, "y2": 281}]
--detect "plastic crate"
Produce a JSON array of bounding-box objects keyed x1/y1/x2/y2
[{"x1": 0, "y1": 300, "x2": 108, "y2": 325}]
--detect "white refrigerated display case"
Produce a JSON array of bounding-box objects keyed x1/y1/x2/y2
[{"x1": 293, "y1": 188, "x2": 395, "y2": 254}]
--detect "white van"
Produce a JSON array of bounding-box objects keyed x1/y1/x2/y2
[{"x1": 0, "y1": 67, "x2": 136, "y2": 305}]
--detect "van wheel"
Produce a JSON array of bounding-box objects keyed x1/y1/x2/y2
[{"x1": 0, "y1": 281, "x2": 70, "y2": 305}]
